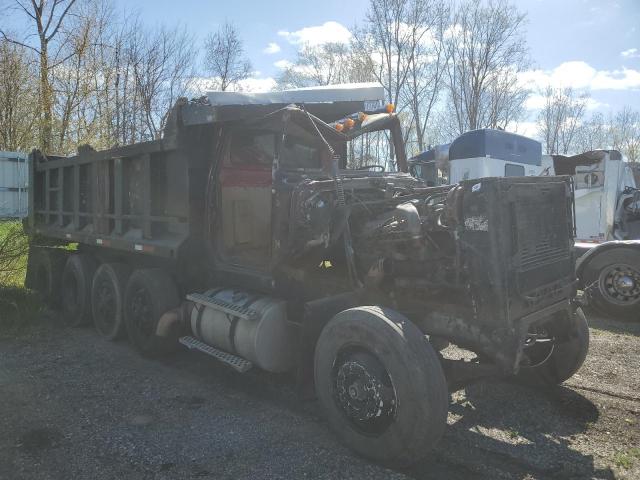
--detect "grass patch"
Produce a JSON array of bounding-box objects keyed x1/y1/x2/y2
[
  {"x1": 613, "y1": 448, "x2": 640, "y2": 470},
  {"x1": 0, "y1": 221, "x2": 29, "y2": 286},
  {"x1": 0, "y1": 221, "x2": 42, "y2": 334}
]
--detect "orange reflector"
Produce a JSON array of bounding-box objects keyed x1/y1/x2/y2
[
  {"x1": 335, "y1": 123, "x2": 344, "y2": 132},
  {"x1": 345, "y1": 118, "x2": 355, "y2": 129},
  {"x1": 385, "y1": 103, "x2": 395, "y2": 113}
]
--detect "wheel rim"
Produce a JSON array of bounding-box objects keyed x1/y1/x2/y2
[
  {"x1": 94, "y1": 277, "x2": 117, "y2": 334},
  {"x1": 598, "y1": 263, "x2": 640, "y2": 306},
  {"x1": 130, "y1": 287, "x2": 155, "y2": 338},
  {"x1": 332, "y1": 348, "x2": 397, "y2": 435},
  {"x1": 522, "y1": 325, "x2": 555, "y2": 368}
]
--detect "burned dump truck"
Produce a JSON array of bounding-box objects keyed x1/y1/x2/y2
[{"x1": 25, "y1": 84, "x2": 587, "y2": 466}]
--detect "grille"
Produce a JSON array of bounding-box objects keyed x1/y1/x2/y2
[
  {"x1": 519, "y1": 238, "x2": 569, "y2": 270},
  {"x1": 513, "y1": 188, "x2": 571, "y2": 272}
]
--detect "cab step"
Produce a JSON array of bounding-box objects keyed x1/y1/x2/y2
[{"x1": 179, "y1": 336, "x2": 253, "y2": 373}]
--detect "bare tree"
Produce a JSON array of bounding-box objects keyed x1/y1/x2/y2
[
  {"x1": 277, "y1": 42, "x2": 374, "y2": 89},
  {"x1": 350, "y1": 0, "x2": 441, "y2": 168},
  {"x1": 0, "y1": 40, "x2": 39, "y2": 150},
  {"x1": 444, "y1": 0, "x2": 530, "y2": 136},
  {"x1": 353, "y1": 0, "x2": 436, "y2": 110},
  {"x1": 1, "y1": 0, "x2": 79, "y2": 152},
  {"x1": 537, "y1": 87, "x2": 588, "y2": 154},
  {"x1": 573, "y1": 112, "x2": 608, "y2": 153},
  {"x1": 402, "y1": 0, "x2": 449, "y2": 153},
  {"x1": 610, "y1": 107, "x2": 640, "y2": 162},
  {"x1": 132, "y1": 25, "x2": 195, "y2": 139},
  {"x1": 52, "y1": 2, "x2": 93, "y2": 152},
  {"x1": 203, "y1": 22, "x2": 252, "y2": 92}
]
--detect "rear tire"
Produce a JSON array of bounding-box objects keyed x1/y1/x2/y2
[
  {"x1": 62, "y1": 254, "x2": 98, "y2": 326},
  {"x1": 25, "y1": 247, "x2": 66, "y2": 306},
  {"x1": 517, "y1": 307, "x2": 589, "y2": 386},
  {"x1": 91, "y1": 263, "x2": 131, "y2": 340},
  {"x1": 314, "y1": 306, "x2": 448, "y2": 467},
  {"x1": 124, "y1": 268, "x2": 180, "y2": 357},
  {"x1": 582, "y1": 247, "x2": 640, "y2": 320}
]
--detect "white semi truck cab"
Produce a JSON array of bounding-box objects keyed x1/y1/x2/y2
[
  {"x1": 546, "y1": 150, "x2": 639, "y2": 246},
  {"x1": 409, "y1": 129, "x2": 640, "y2": 320}
]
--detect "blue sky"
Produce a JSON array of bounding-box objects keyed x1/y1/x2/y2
[
  {"x1": 3, "y1": 0, "x2": 639, "y2": 135},
  {"x1": 113, "y1": 0, "x2": 639, "y2": 120}
]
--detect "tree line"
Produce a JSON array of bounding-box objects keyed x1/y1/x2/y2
[
  {"x1": 0, "y1": 0, "x2": 638, "y2": 162},
  {"x1": 536, "y1": 87, "x2": 639, "y2": 160}
]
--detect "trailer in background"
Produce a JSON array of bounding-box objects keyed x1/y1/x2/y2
[
  {"x1": 0, "y1": 151, "x2": 28, "y2": 219},
  {"x1": 409, "y1": 130, "x2": 640, "y2": 319}
]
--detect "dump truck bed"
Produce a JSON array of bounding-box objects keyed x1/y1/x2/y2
[{"x1": 27, "y1": 137, "x2": 196, "y2": 259}]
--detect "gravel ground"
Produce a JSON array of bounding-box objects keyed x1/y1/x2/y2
[{"x1": 0, "y1": 309, "x2": 638, "y2": 480}]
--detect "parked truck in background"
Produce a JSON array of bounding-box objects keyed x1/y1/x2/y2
[
  {"x1": 25, "y1": 84, "x2": 587, "y2": 466},
  {"x1": 409, "y1": 129, "x2": 640, "y2": 320}
]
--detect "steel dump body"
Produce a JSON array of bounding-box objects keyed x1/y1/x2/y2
[{"x1": 28, "y1": 130, "x2": 212, "y2": 261}]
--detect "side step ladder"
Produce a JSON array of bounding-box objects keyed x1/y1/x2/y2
[{"x1": 179, "y1": 336, "x2": 253, "y2": 373}]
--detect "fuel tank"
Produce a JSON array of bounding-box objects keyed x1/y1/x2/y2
[{"x1": 190, "y1": 289, "x2": 294, "y2": 372}]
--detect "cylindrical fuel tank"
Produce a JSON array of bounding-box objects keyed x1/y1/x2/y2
[{"x1": 190, "y1": 289, "x2": 294, "y2": 373}]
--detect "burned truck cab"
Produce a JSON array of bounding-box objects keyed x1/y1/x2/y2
[{"x1": 27, "y1": 84, "x2": 586, "y2": 467}]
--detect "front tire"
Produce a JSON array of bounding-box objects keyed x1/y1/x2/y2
[
  {"x1": 517, "y1": 307, "x2": 589, "y2": 386},
  {"x1": 124, "y1": 268, "x2": 180, "y2": 357},
  {"x1": 314, "y1": 306, "x2": 448, "y2": 467},
  {"x1": 582, "y1": 247, "x2": 640, "y2": 320}
]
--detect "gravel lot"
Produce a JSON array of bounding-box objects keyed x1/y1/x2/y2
[{"x1": 0, "y1": 308, "x2": 638, "y2": 480}]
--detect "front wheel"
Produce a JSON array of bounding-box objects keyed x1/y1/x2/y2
[
  {"x1": 314, "y1": 306, "x2": 448, "y2": 467},
  {"x1": 517, "y1": 307, "x2": 589, "y2": 387}
]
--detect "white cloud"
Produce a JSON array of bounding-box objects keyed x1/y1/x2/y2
[
  {"x1": 274, "y1": 59, "x2": 293, "y2": 70},
  {"x1": 591, "y1": 68, "x2": 640, "y2": 90},
  {"x1": 263, "y1": 42, "x2": 281, "y2": 55},
  {"x1": 520, "y1": 61, "x2": 640, "y2": 92},
  {"x1": 524, "y1": 93, "x2": 605, "y2": 111},
  {"x1": 524, "y1": 94, "x2": 547, "y2": 111},
  {"x1": 508, "y1": 120, "x2": 538, "y2": 139},
  {"x1": 278, "y1": 21, "x2": 351, "y2": 46},
  {"x1": 621, "y1": 48, "x2": 640, "y2": 59},
  {"x1": 237, "y1": 77, "x2": 277, "y2": 92}
]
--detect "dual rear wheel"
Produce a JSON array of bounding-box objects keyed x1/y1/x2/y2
[{"x1": 48, "y1": 252, "x2": 180, "y2": 354}]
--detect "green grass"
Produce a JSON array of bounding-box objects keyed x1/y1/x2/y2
[
  {"x1": 0, "y1": 220, "x2": 29, "y2": 286},
  {"x1": 507, "y1": 429, "x2": 519, "y2": 439},
  {"x1": 0, "y1": 221, "x2": 43, "y2": 333},
  {"x1": 614, "y1": 448, "x2": 640, "y2": 470}
]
